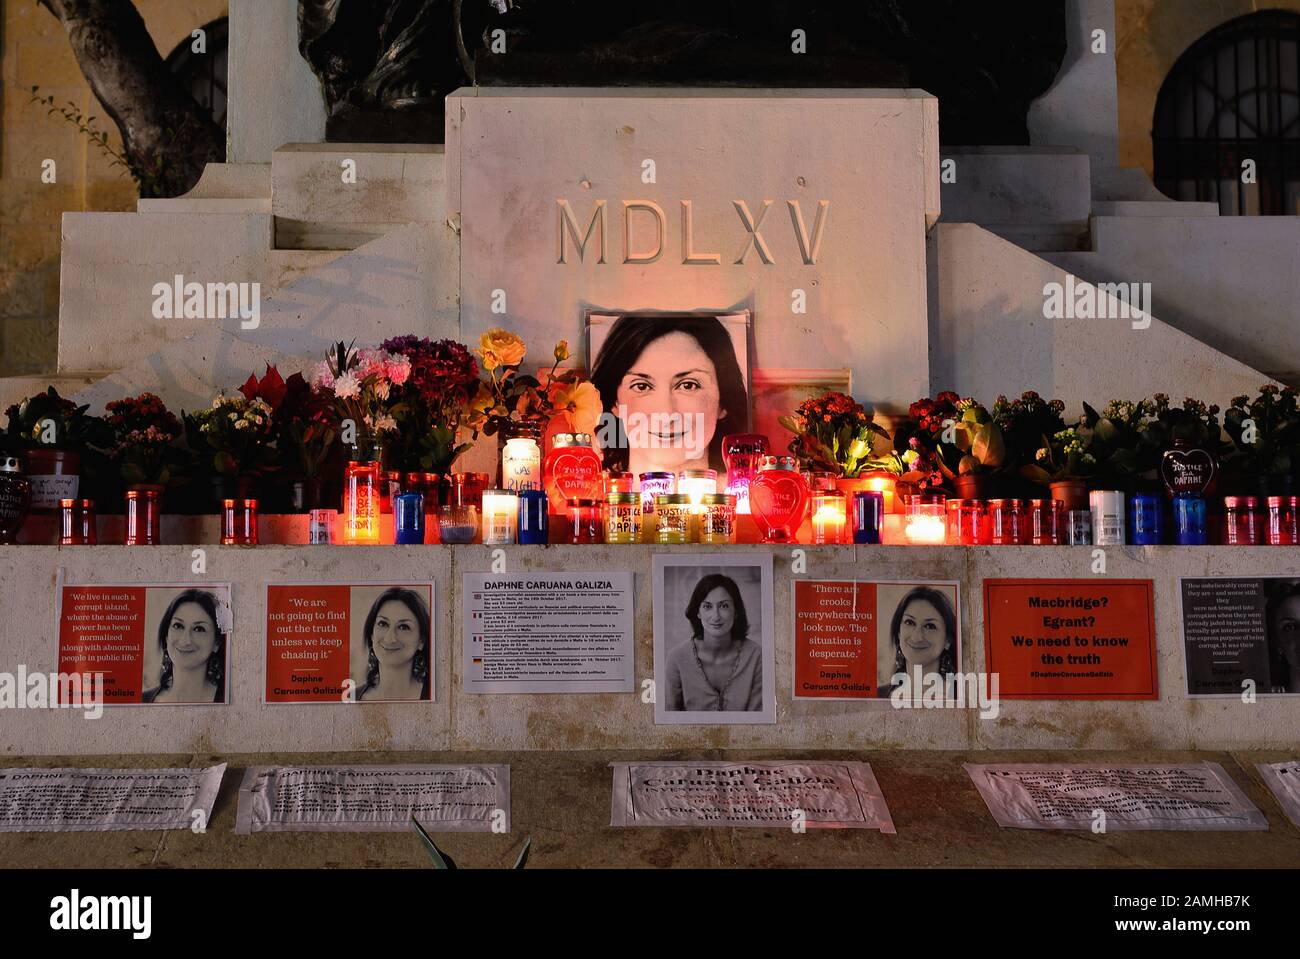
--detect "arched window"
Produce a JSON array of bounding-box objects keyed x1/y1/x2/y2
[
  {"x1": 165, "y1": 17, "x2": 228, "y2": 130},
  {"x1": 1153, "y1": 11, "x2": 1299, "y2": 215}
]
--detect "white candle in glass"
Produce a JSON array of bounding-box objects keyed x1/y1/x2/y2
[{"x1": 481, "y1": 489, "x2": 518, "y2": 545}]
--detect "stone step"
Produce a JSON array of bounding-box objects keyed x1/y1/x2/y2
[
  {"x1": 271, "y1": 142, "x2": 445, "y2": 229},
  {"x1": 1092, "y1": 200, "x2": 1220, "y2": 217}
]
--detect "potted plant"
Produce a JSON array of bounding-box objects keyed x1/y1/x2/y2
[
  {"x1": 2, "y1": 386, "x2": 111, "y2": 511},
  {"x1": 778, "y1": 390, "x2": 892, "y2": 499},
  {"x1": 263, "y1": 367, "x2": 340, "y2": 512},
  {"x1": 992, "y1": 391, "x2": 1068, "y2": 498},
  {"x1": 184, "y1": 392, "x2": 279, "y2": 509},
  {"x1": 1140, "y1": 394, "x2": 1232, "y2": 499},
  {"x1": 311, "y1": 340, "x2": 410, "y2": 462},
  {"x1": 1019, "y1": 423, "x2": 1099, "y2": 510},
  {"x1": 381, "y1": 335, "x2": 482, "y2": 486},
  {"x1": 104, "y1": 392, "x2": 185, "y2": 498},
  {"x1": 1223, "y1": 385, "x2": 1300, "y2": 498},
  {"x1": 907, "y1": 394, "x2": 1007, "y2": 499},
  {"x1": 1084, "y1": 399, "x2": 1159, "y2": 495}
]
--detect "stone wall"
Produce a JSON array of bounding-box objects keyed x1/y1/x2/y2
[{"x1": 0, "y1": 0, "x2": 228, "y2": 376}]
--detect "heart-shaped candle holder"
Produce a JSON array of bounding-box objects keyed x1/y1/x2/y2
[
  {"x1": 1161, "y1": 446, "x2": 1216, "y2": 497},
  {"x1": 749, "y1": 469, "x2": 810, "y2": 543}
]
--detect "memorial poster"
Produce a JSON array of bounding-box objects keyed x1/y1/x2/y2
[
  {"x1": 965, "y1": 762, "x2": 1267, "y2": 831},
  {"x1": 234, "y1": 764, "x2": 509, "y2": 833},
  {"x1": 983, "y1": 579, "x2": 1157, "y2": 700},
  {"x1": 55, "y1": 583, "x2": 233, "y2": 706},
  {"x1": 462, "y1": 571, "x2": 634, "y2": 693},
  {"x1": 1180, "y1": 577, "x2": 1300, "y2": 696},
  {"x1": 793, "y1": 579, "x2": 962, "y2": 700},
  {"x1": 653, "y1": 554, "x2": 776, "y2": 725},
  {"x1": 610, "y1": 761, "x2": 895, "y2": 831},
  {"x1": 0, "y1": 764, "x2": 226, "y2": 832},
  {"x1": 265, "y1": 583, "x2": 434, "y2": 703}
]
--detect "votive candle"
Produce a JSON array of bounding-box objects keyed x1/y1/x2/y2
[{"x1": 481, "y1": 489, "x2": 518, "y2": 545}]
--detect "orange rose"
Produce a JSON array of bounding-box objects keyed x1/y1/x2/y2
[{"x1": 478, "y1": 329, "x2": 526, "y2": 369}]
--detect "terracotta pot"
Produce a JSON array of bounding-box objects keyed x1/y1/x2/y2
[
  {"x1": 21, "y1": 447, "x2": 80, "y2": 512},
  {"x1": 1049, "y1": 478, "x2": 1090, "y2": 512},
  {"x1": 955, "y1": 473, "x2": 993, "y2": 501}
]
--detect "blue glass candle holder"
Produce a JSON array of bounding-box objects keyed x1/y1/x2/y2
[
  {"x1": 1173, "y1": 492, "x2": 1208, "y2": 545},
  {"x1": 394, "y1": 491, "x2": 425, "y2": 544},
  {"x1": 518, "y1": 489, "x2": 549, "y2": 545},
  {"x1": 852, "y1": 491, "x2": 884, "y2": 545},
  {"x1": 1128, "y1": 493, "x2": 1164, "y2": 546}
]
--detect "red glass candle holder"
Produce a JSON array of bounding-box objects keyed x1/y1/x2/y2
[
  {"x1": 952, "y1": 499, "x2": 987, "y2": 546},
  {"x1": 124, "y1": 487, "x2": 161, "y2": 546},
  {"x1": 749, "y1": 455, "x2": 810, "y2": 544},
  {"x1": 59, "y1": 498, "x2": 96, "y2": 545},
  {"x1": 566, "y1": 498, "x2": 603, "y2": 544},
  {"x1": 221, "y1": 498, "x2": 259, "y2": 545},
  {"x1": 1267, "y1": 496, "x2": 1298, "y2": 546},
  {"x1": 988, "y1": 498, "x2": 1026, "y2": 545},
  {"x1": 1224, "y1": 496, "x2": 1262, "y2": 545},
  {"x1": 451, "y1": 472, "x2": 490, "y2": 510},
  {"x1": 603, "y1": 470, "x2": 635, "y2": 495},
  {"x1": 1028, "y1": 499, "x2": 1062, "y2": 545}
]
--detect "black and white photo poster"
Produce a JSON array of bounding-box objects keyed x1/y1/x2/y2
[
  {"x1": 1257, "y1": 761, "x2": 1300, "y2": 828},
  {"x1": 0, "y1": 764, "x2": 225, "y2": 832},
  {"x1": 462, "y1": 571, "x2": 634, "y2": 693},
  {"x1": 965, "y1": 763, "x2": 1268, "y2": 831},
  {"x1": 609, "y1": 761, "x2": 895, "y2": 831},
  {"x1": 653, "y1": 553, "x2": 776, "y2": 725},
  {"x1": 1180, "y1": 577, "x2": 1300, "y2": 696}
]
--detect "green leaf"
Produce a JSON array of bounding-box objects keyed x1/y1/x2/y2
[
  {"x1": 513, "y1": 836, "x2": 531, "y2": 869},
  {"x1": 971, "y1": 424, "x2": 1005, "y2": 467},
  {"x1": 411, "y1": 819, "x2": 455, "y2": 869}
]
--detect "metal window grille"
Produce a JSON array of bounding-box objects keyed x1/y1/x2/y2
[
  {"x1": 1153, "y1": 11, "x2": 1300, "y2": 216},
  {"x1": 165, "y1": 17, "x2": 228, "y2": 130}
]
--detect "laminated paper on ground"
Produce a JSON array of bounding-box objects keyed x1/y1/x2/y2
[
  {"x1": 610, "y1": 761, "x2": 895, "y2": 832},
  {"x1": 964, "y1": 762, "x2": 1267, "y2": 831},
  {"x1": 234, "y1": 764, "x2": 509, "y2": 833},
  {"x1": 1256, "y1": 761, "x2": 1300, "y2": 828},
  {"x1": 0, "y1": 764, "x2": 225, "y2": 832}
]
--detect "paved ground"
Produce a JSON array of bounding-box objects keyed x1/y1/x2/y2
[{"x1": 1, "y1": 750, "x2": 1297, "y2": 868}]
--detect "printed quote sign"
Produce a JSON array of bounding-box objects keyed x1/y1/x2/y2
[
  {"x1": 983, "y1": 579, "x2": 1157, "y2": 700},
  {"x1": 793, "y1": 580, "x2": 962, "y2": 700},
  {"x1": 56, "y1": 583, "x2": 233, "y2": 705},
  {"x1": 965, "y1": 763, "x2": 1267, "y2": 831},
  {"x1": 610, "y1": 761, "x2": 895, "y2": 831},
  {"x1": 1181, "y1": 578, "x2": 1300, "y2": 696},
  {"x1": 265, "y1": 584, "x2": 434, "y2": 703}
]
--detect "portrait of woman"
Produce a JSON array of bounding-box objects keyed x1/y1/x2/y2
[
  {"x1": 354, "y1": 587, "x2": 431, "y2": 702},
  {"x1": 664, "y1": 573, "x2": 763, "y2": 712},
  {"x1": 142, "y1": 588, "x2": 228, "y2": 704},
  {"x1": 1265, "y1": 580, "x2": 1300, "y2": 694},
  {"x1": 876, "y1": 585, "x2": 959, "y2": 698},
  {"x1": 589, "y1": 312, "x2": 750, "y2": 477}
]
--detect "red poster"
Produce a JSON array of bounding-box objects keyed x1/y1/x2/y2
[
  {"x1": 265, "y1": 583, "x2": 435, "y2": 704},
  {"x1": 793, "y1": 580, "x2": 963, "y2": 700},
  {"x1": 983, "y1": 579, "x2": 1158, "y2": 700},
  {"x1": 56, "y1": 584, "x2": 233, "y2": 705}
]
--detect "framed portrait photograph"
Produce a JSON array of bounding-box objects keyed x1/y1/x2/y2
[
  {"x1": 586, "y1": 310, "x2": 752, "y2": 477},
  {"x1": 653, "y1": 553, "x2": 775, "y2": 725}
]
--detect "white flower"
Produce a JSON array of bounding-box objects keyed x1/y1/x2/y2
[
  {"x1": 374, "y1": 380, "x2": 391, "y2": 401},
  {"x1": 234, "y1": 419, "x2": 249, "y2": 430},
  {"x1": 374, "y1": 414, "x2": 397, "y2": 432},
  {"x1": 334, "y1": 371, "x2": 360, "y2": 400},
  {"x1": 228, "y1": 411, "x2": 238, "y2": 422}
]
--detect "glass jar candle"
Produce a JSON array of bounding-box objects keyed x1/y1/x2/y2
[
  {"x1": 853, "y1": 491, "x2": 884, "y2": 545},
  {"x1": 221, "y1": 498, "x2": 259, "y2": 546},
  {"x1": 603, "y1": 470, "x2": 635, "y2": 496},
  {"x1": 678, "y1": 469, "x2": 718, "y2": 510},
  {"x1": 1173, "y1": 492, "x2": 1208, "y2": 546},
  {"x1": 481, "y1": 489, "x2": 518, "y2": 545},
  {"x1": 517, "y1": 490, "x2": 549, "y2": 545},
  {"x1": 309, "y1": 508, "x2": 336, "y2": 544},
  {"x1": 379, "y1": 470, "x2": 403, "y2": 514},
  {"x1": 566, "y1": 499, "x2": 603, "y2": 544},
  {"x1": 749, "y1": 455, "x2": 810, "y2": 544},
  {"x1": 59, "y1": 498, "x2": 96, "y2": 545},
  {"x1": 394, "y1": 491, "x2": 426, "y2": 545},
  {"x1": 1028, "y1": 499, "x2": 1061, "y2": 546},
  {"x1": 1089, "y1": 490, "x2": 1126, "y2": 546},
  {"x1": 0, "y1": 455, "x2": 32, "y2": 545},
  {"x1": 603, "y1": 492, "x2": 642, "y2": 544},
  {"x1": 655, "y1": 494, "x2": 692, "y2": 545},
  {"x1": 861, "y1": 473, "x2": 899, "y2": 515},
  {"x1": 1267, "y1": 496, "x2": 1298, "y2": 546},
  {"x1": 544, "y1": 433, "x2": 603, "y2": 517},
  {"x1": 124, "y1": 487, "x2": 161, "y2": 546},
  {"x1": 438, "y1": 504, "x2": 478, "y2": 545},
  {"x1": 811, "y1": 490, "x2": 847, "y2": 545},
  {"x1": 638, "y1": 471, "x2": 675, "y2": 541},
  {"x1": 987, "y1": 499, "x2": 1026, "y2": 545},
  {"x1": 1128, "y1": 493, "x2": 1164, "y2": 546},
  {"x1": 699, "y1": 493, "x2": 737, "y2": 545},
  {"x1": 951, "y1": 499, "x2": 985, "y2": 546},
  {"x1": 905, "y1": 500, "x2": 948, "y2": 545},
  {"x1": 722, "y1": 433, "x2": 768, "y2": 515},
  {"x1": 343, "y1": 458, "x2": 381, "y2": 545},
  {"x1": 1065, "y1": 509, "x2": 1093, "y2": 545},
  {"x1": 502, "y1": 436, "x2": 542, "y2": 493},
  {"x1": 1224, "y1": 496, "x2": 1262, "y2": 546},
  {"x1": 451, "y1": 472, "x2": 490, "y2": 510}
]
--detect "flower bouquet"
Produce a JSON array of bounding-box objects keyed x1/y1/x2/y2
[
  {"x1": 311, "y1": 341, "x2": 411, "y2": 459},
  {"x1": 104, "y1": 392, "x2": 185, "y2": 488},
  {"x1": 381, "y1": 335, "x2": 480, "y2": 474},
  {"x1": 778, "y1": 391, "x2": 890, "y2": 478}
]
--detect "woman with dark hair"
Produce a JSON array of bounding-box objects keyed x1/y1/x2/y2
[
  {"x1": 876, "y1": 586, "x2": 958, "y2": 698},
  {"x1": 1265, "y1": 580, "x2": 1300, "y2": 694},
  {"x1": 142, "y1": 589, "x2": 228, "y2": 704},
  {"x1": 355, "y1": 587, "x2": 431, "y2": 702},
  {"x1": 665, "y1": 573, "x2": 762, "y2": 712},
  {"x1": 589, "y1": 313, "x2": 748, "y2": 476}
]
